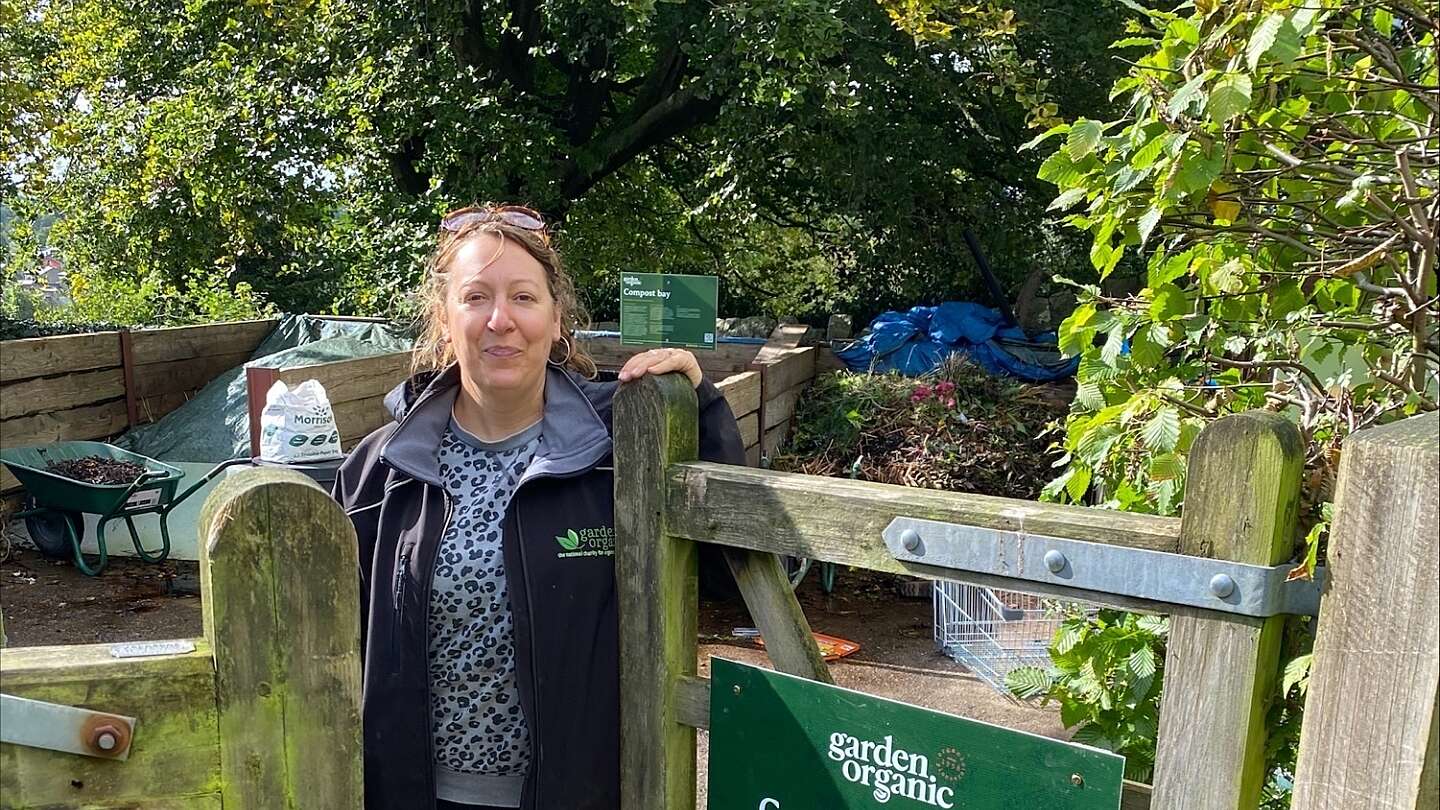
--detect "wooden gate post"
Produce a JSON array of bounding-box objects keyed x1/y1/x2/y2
[
  {"x1": 1292, "y1": 412, "x2": 1439, "y2": 810},
  {"x1": 198, "y1": 468, "x2": 364, "y2": 809},
  {"x1": 1152, "y1": 412, "x2": 1303, "y2": 810},
  {"x1": 615, "y1": 373, "x2": 701, "y2": 810}
]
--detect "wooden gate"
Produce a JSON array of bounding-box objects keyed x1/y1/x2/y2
[
  {"x1": 614, "y1": 374, "x2": 1438, "y2": 810},
  {"x1": 0, "y1": 469, "x2": 364, "y2": 809}
]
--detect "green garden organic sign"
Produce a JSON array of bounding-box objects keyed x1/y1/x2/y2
[
  {"x1": 707, "y1": 659, "x2": 1123, "y2": 810},
  {"x1": 619, "y1": 272, "x2": 718, "y2": 349}
]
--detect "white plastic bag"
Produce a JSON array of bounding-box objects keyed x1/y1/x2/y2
[{"x1": 258, "y1": 379, "x2": 342, "y2": 463}]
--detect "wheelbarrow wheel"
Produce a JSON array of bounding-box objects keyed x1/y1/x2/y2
[{"x1": 23, "y1": 503, "x2": 84, "y2": 560}]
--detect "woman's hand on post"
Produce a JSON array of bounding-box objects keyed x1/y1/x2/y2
[{"x1": 617, "y1": 348, "x2": 704, "y2": 388}]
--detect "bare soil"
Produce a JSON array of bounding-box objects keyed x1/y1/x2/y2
[
  {"x1": 0, "y1": 546, "x2": 202, "y2": 647},
  {"x1": 43, "y1": 455, "x2": 148, "y2": 486}
]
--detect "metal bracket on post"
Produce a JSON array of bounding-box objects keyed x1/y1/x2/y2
[
  {"x1": 0, "y1": 693, "x2": 137, "y2": 760},
  {"x1": 884, "y1": 517, "x2": 1324, "y2": 618}
]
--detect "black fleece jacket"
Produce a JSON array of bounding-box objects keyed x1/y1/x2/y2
[{"x1": 331, "y1": 364, "x2": 745, "y2": 810}]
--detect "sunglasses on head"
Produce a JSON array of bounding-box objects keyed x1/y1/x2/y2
[{"x1": 439, "y1": 205, "x2": 547, "y2": 234}]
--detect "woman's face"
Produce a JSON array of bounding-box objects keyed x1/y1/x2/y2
[{"x1": 443, "y1": 233, "x2": 561, "y2": 399}]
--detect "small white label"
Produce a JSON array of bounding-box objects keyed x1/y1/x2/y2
[
  {"x1": 109, "y1": 640, "x2": 196, "y2": 659},
  {"x1": 124, "y1": 488, "x2": 162, "y2": 510},
  {"x1": 704, "y1": 332, "x2": 715, "y2": 343}
]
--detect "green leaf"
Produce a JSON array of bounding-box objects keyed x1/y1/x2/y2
[
  {"x1": 1246, "y1": 13, "x2": 1284, "y2": 71},
  {"x1": 1054, "y1": 623, "x2": 1085, "y2": 655},
  {"x1": 1066, "y1": 464, "x2": 1093, "y2": 502},
  {"x1": 1207, "y1": 74, "x2": 1252, "y2": 122},
  {"x1": 1048, "y1": 187, "x2": 1088, "y2": 211},
  {"x1": 1148, "y1": 452, "x2": 1183, "y2": 481},
  {"x1": 1038, "y1": 149, "x2": 1087, "y2": 186},
  {"x1": 1269, "y1": 279, "x2": 1307, "y2": 317},
  {"x1": 1372, "y1": 8, "x2": 1394, "y2": 35},
  {"x1": 1066, "y1": 119, "x2": 1104, "y2": 160},
  {"x1": 1101, "y1": 322, "x2": 1126, "y2": 367},
  {"x1": 1075, "y1": 380, "x2": 1106, "y2": 410},
  {"x1": 1129, "y1": 325, "x2": 1164, "y2": 368},
  {"x1": 556, "y1": 529, "x2": 581, "y2": 551},
  {"x1": 1166, "y1": 71, "x2": 1212, "y2": 118},
  {"x1": 1020, "y1": 123, "x2": 1070, "y2": 151},
  {"x1": 1111, "y1": 36, "x2": 1158, "y2": 49},
  {"x1": 1141, "y1": 407, "x2": 1181, "y2": 451},
  {"x1": 1148, "y1": 283, "x2": 1190, "y2": 321},
  {"x1": 1282, "y1": 653, "x2": 1312, "y2": 697},
  {"x1": 1131, "y1": 132, "x2": 1170, "y2": 169},
  {"x1": 1005, "y1": 666, "x2": 1055, "y2": 700},
  {"x1": 1269, "y1": 14, "x2": 1304, "y2": 63},
  {"x1": 1127, "y1": 645, "x2": 1157, "y2": 679},
  {"x1": 1137, "y1": 206, "x2": 1162, "y2": 245}
]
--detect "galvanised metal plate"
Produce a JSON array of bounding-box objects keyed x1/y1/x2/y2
[
  {"x1": 707, "y1": 658, "x2": 1124, "y2": 810},
  {"x1": 883, "y1": 517, "x2": 1324, "y2": 618},
  {"x1": 0, "y1": 694, "x2": 137, "y2": 760}
]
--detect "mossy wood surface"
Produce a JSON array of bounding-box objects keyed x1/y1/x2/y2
[
  {"x1": 0, "y1": 641, "x2": 221, "y2": 807},
  {"x1": 1, "y1": 468, "x2": 364, "y2": 809},
  {"x1": 614, "y1": 374, "x2": 701, "y2": 810},
  {"x1": 199, "y1": 469, "x2": 364, "y2": 810},
  {"x1": 1151, "y1": 413, "x2": 1304, "y2": 810}
]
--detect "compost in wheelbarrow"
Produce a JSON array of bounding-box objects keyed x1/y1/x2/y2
[{"x1": 0, "y1": 441, "x2": 247, "y2": 576}]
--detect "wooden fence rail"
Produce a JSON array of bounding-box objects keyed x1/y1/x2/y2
[
  {"x1": 0, "y1": 469, "x2": 363, "y2": 808},
  {"x1": 615, "y1": 374, "x2": 1438, "y2": 810}
]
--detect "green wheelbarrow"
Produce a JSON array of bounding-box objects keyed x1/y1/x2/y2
[{"x1": 0, "y1": 442, "x2": 248, "y2": 576}]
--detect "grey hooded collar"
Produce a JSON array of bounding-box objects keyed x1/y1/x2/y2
[{"x1": 379, "y1": 363, "x2": 612, "y2": 487}]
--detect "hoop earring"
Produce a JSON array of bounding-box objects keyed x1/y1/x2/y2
[{"x1": 551, "y1": 334, "x2": 574, "y2": 366}]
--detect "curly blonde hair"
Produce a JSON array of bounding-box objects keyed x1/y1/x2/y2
[{"x1": 412, "y1": 214, "x2": 596, "y2": 379}]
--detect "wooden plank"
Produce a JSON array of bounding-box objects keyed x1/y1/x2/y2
[
  {"x1": 763, "y1": 381, "x2": 809, "y2": 431},
  {"x1": 744, "y1": 443, "x2": 761, "y2": 467},
  {"x1": 725, "y1": 548, "x2": 833, "y2": 682},
  {"x1": 137, "y1": 390, "x2": 197, "y2": 424},
  {"x1": 0, "y1": 399, "x2": 130, "y2": 446},
  {"x1": 672, "y1": 674, "x2": 1155, "y2": 809},
  {"x1": 762, "y1": 417, "x2": 790, "y2": 456},
  {"x1": 581, "y1": 336, "x2": 760, "y2": 374},
  {"x1": 131, "y1": 350, "x2": 251, "y2": 399},
  {"x1": 333, "y1": 395, "x2": 391, "y2": 447},
  {"x1": 614, "y1": 373, "x2": 702, "y2": 810},
  {"x1": 272, "y1": 351, "x2": 411, "y2": 405},
  {"x1": 0, "y1": 640, "x2": 221, "y2": 806},
  {"x1": 755, "y1": 346, "x2": 816, "y2": 394},
  {"x1": 716, "y1": 370, "x2": 761, "y2": 418},
  {"x1": 766, "y1": 323, "x2": 810, "y2": 348},
  {"x1": 199, "y1": 469, "x2": 364, "y2": 810},
  {"x1": 815, "y1": 346, "x2": 847, "y2": 374},
  {"x1": 119, "y1": 329, "x2": 139, "y2": 427},
  {"x1": 735, "y1": 413, "x2": 759, "y2": 449},
  {"x1": 0, "y1": 367, "x2": 126, "y2": 420},
  {"x1": 1292, "y1": 412, "x2": 1439, "y2": 810},
  {"x1": 0, "y1": 331, "x2": 121, "y2": 382},
  {"x1": 666, "y1": 462, "x2": 1196, "y2": 613},
  {"x1": 128, "y1": 319, "x2": 275, "y2": 366},
  {"x1": 1151, "y1": 412, "x2": 1304, "y2": 810}
]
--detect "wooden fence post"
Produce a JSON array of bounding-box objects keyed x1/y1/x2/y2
[
  {"x1": 198, "y1": 468, "x2": 364, "y2": 809},
  {"x1": 614, "y1": 373, "x2": 701, "y2": 810},
  {"x1": 1292, "y1": 412, "x2": 1439, "y2": 810},
  {"x1": 1152, "y1": 412, "x2": 1304, "y2": 810}
]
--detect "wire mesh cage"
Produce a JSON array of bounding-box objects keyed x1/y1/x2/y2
[{"x1": 933, "y1": 580, "x2": 1091, "y2": 696}]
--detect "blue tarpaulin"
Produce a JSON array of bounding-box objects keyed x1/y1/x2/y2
[{"x1": 834, "y1": 302, "x2": 1078, "y2": 382}]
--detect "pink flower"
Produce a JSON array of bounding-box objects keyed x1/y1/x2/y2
[
  {"x1": 911, "y1": 384, "x2": 933, "y2": 402},
  {"x1": 943, "y1": 397, "x2": 956, "y2": 409},
  {"x1": 936, "y1": 381, "x2": 956, "y2": 396}
]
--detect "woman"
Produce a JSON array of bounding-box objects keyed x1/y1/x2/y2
[{"x1": 331, "y1": 204, "x2": 744, "y2": 810}]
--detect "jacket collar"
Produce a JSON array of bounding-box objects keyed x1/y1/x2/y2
[{"x1": 379, "y1": 363, "x2": 612, "y2": 487}]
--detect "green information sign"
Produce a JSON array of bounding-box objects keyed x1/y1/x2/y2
[
  {"x1": 619, "y1": 272, "x2": 718, "y2": 349},
  {"x1": 707, "y1": 659, "x2": 1123, "y2": 810}
]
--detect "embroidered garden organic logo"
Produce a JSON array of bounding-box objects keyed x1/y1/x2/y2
[
  {"x1": 554, "y1": 526, "x2": 616, "y2": 559},
  {"x1": 826, "y1": 732, "x2": 960, "y2": 808}
]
